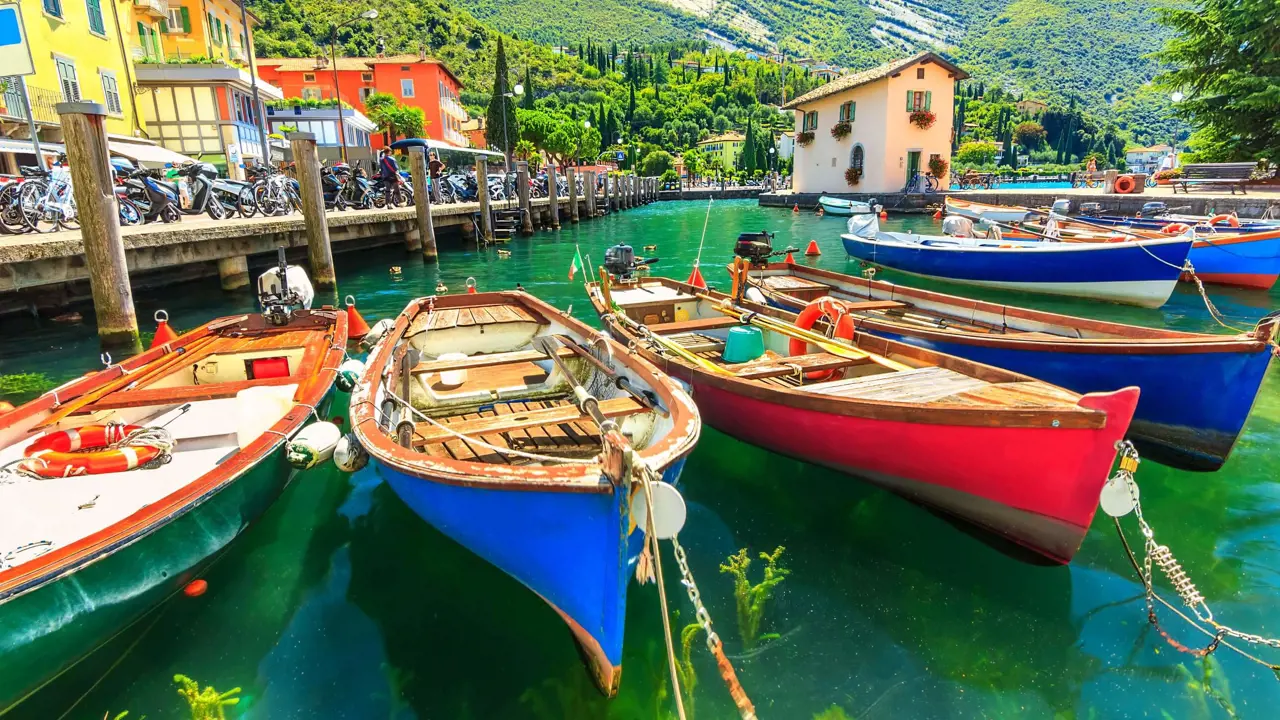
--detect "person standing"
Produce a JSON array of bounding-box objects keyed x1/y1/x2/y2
[{"x1": 428, "y1": 152, "x2": 445, "y2": 203}]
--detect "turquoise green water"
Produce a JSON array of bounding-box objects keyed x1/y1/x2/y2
[{"x1": 2, "y1": 200, "x2": 1277, "y2": 719}]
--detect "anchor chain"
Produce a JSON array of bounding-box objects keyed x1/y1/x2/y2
[{"x1": 1107, "y1": 441, "x2": 1280, "y2": 671}]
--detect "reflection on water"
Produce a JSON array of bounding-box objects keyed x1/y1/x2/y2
[{"x1": 2, "y1": 201, "x2": 1276, "y2": 719}]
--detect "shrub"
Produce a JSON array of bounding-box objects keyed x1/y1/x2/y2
[
  {"x1": 830, "y1": 121, "x2": 851, "y2": 140},
  {"x1": 909, "y1": 110, "x2": 936, "y2": 130},
  {"x1": 1154, "y1": 168, "x2": 1184, "y2": 180},
  {"x1": 956, "y1": 141, "x2": 999, "y2": 167}
]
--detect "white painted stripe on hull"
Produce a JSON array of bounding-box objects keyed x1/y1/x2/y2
[{"x1": 878, "y1": 266, "x2": 1177, "y2": 307}]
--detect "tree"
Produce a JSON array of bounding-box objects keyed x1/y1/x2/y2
[
  {"x1": 1155, "y1": 0, "x2": 1278, "y2": 161},
  {"x1": 740, "y1": 118, "x2": 758, "y2": 172},
  {"x1": 1013, "y1": 121, "x2": 1047, "y2": 149},
  {"x1": 683, "y1": 147, "x2": 705, "y2": 184},
  {"x1": 521, "y1": 66, "x2": 535, "y2": 110},
  {"x1": 956, "y1": 141, "x2": 999, "y2": 167},
  {"x1": 485, "y1": 37, "x2": 520, "y2": 161},
  {"x1": 638, "y1": 149, "x2": 672, "y2": 176},
  {"x1": 363, "y1": 91, "x2": 425, "y2": 143},
  {"x1": 626, "y1": 83, "x2": 636, "y2": 126}
]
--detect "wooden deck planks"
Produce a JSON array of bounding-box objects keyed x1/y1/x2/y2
[{"x1": 415, "y1": 398, "x2": 643, "y2": 446}]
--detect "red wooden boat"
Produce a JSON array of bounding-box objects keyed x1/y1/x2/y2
[{"x1": 586, "y1": 271, "x2": 1138, "y2": 564}]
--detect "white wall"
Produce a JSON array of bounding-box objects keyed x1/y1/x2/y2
[{"x1": 791, "y1": 81, "x2": 888, "y2": 194}]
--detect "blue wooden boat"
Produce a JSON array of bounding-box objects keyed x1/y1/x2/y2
[
  {"x1": 349, "y1": 292, "x2": 701, "y2": 696},
  {"x1": 744, "y1": 263, "x2": 1279, "y2": 471},
  {"x1": 843, "y1": 214, "x2": 1193, "y2": 307}
]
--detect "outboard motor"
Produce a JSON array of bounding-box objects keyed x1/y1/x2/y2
[
  {"x1": 257, "y1": 247, "x2": 315, "y2": 325},
  {"x1": 942, "y1": 215, "x2": 977, "y2": 238},
  {"x1": 603, "y1": 243, "x2": 658, "y2": 280},
  {"x1": 733, "y1": 230, "x2": 796, "y2": 267},
  {"x1": 1079, "y1": 202, "x2": 1104, "y2": 218},
  {"x1": 1050, "y1": 198, "x2": 1072, "y2": 215}
]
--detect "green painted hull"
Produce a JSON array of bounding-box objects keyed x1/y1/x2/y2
[{"x1": 0, "y1": 439, "x2": 300, "y2": 714}]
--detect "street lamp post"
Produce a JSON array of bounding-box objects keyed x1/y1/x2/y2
[
  {"x1": 331, "y1": 8, "x2": 378, "y2": 164},
  {"x1": 500, "y1": 83, "x2": 523, "y2": 172}
]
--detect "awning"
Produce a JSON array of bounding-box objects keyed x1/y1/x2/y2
[
  {"x1": 389, "y1": 137, "x2": 504, "y2": 159},
  {"x1": 0, "y1": 138, "x2": 65, "y2": 156},
  {"x1": 108, "y1": 141, "x2": 195, "y2": 167}
]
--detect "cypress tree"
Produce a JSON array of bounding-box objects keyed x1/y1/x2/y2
[
  {"x1": 521, "y1": 67, "x2": 535, "y2": 110},
  {"x1": 485, "y1": 37, "x2": 519, "y2": 161},
  {"x1": 610, "y1": 40, "x2": 617, "y2": 68},
  {"x1": 741, "y1": 117, "x2": 757, "y2": 172},
  {"x1": 627, "y1": 83, "x2": 636, "y2": 127}
]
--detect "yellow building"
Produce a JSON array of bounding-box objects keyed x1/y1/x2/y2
[
  {"x1": 0, "y1": 0, "x2": 145, "y2": 170},
  {"x1": 696, "y1": 131, "x2": 744, "y2": 171},
  {"x1": 132, "y1": 0, "x2": 253, "y2": 63}
]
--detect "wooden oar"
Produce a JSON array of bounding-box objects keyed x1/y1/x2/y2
[
  {"x1": 606, "y1": 311, "x2": 736, "y2": 376},
  {"x1": 695, "y1": 293, "x2": 913, "y2": 372},
  {"x1": 39, "y1": 333, "x2": 218, "y2": 428}
]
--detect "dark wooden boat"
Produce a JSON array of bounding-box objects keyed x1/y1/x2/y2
[
  {"x1": 349, "y1": 291, "x2": 700, "y2": 696},
  {"x1": 745, "y1": 262, "x2": 1278, "y2": 471},
  {"x1": 0, "y1": 307, "x2": 346, "y2": 713},
  {"x1": 587, "y1": 271, "x2": 1138, "y2": 564}
]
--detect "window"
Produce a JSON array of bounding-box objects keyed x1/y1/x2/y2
[
  {"x1": 362, "y1": 72, "x2": 374, "y2": 82},
  {"x1": 907, "y1": 90, "x2": 932, "y2": 111},
  {"x1": 100, "y1": 70, "x2": 122, "y2": 114},
  {"x1": 301, "y1": 87, "x2": 321, "y2": 101},
  {"x1": 400, "y1": 65, "x2": 410, "y2": 71},
  {"x1": 401, "y1": 79, "x2": 415, "y2": 97},
  {"x1": 801, "y1": 110, "x2": 817, "y2": 132},
  {"x1": 838, "y1": 101, "x2": 855, "y2": 123},
  {"x1": 54, "y1": 57, "x2": 79, "y2": 102},
  {"x1": 359, "y1": 86, "x2": 374, "y2": 102},
  {"x1": 214, "y1": 18, "x2": 223, "y2": 45},
  {"x1": 916, "y1": 67, "x2": 925, "y2": 80},
  {"x1": 42, "y1": 0, "x2": 62, "y2": 18},
  {"x1": 167, "y1": 8, "x2": 182, "y2": 32},
  {"x1": 85, "y1": 0, "x2": 105, "y2": 35},
  {"x1": 302, "y1": 73, "x2": 316, "y2": 82},
  {"x1": 850, "y1": 144, "x2": 864, "y2": 173}
]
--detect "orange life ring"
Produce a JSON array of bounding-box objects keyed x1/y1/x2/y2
[
  {"x1": 1161, "y1": 222, "x2": 1192, "y2": 235},
  {"x1": 1209, "y1": 214, "x2": 1240, "y2": 228},
  {"x1": 790, "y1": 298, "x2": 855, "y2": 380},
  {"x1": 1113, "y1": 175, "x2": 1136, "y2": 194},
  {"x1": 22, "y1": 424, "x2": 163, "y2": 478}
]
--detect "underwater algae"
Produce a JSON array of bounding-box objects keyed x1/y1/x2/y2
[
  {"x1": 720, "y1": 546, "x2": 790, "y2": 650},
  {"x1": 174, "y1": 675, "x2": 241, "y2": 720}
]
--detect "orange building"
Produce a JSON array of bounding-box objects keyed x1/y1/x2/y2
[{"x1": 256, "y1": 53, "x2": 470, "y2": 149}]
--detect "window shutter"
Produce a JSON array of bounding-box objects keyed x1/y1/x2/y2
[
  {"x1": 181, "y1": 7, "x2": 190, "y2": 32},
  {"x1": 159, "y1": 17, "x2": 168, "y2": 33},
  {"x1": 925, "y1": 91, "x2": 932, "y2": 111},
  {"x1": 906, "y1": 90, "x2": 913, "y2": 111},
  {"x1": 851, "y1": 102, "x2": 856, "y2": 122}
]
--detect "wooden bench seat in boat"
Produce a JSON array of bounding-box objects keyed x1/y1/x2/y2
[
  {"x1": 803, "y1": 366, "x2": 990, "y2": 403},
  {"x1": 80, "y1": 375, "x2": 300, "y2": 411},
  {"x1": 729, "y1": 352, "x2": 874, "y2": 380},
  {"x1": 411, "y1": 304, "x2": 543, "y2": 334},
  {"x1": 665, "y1": 332, "x2": 725, "y2": 353},
  {"x1": 649, "y1": 317, "x2": 742, "y2": 334},
  {"x1": 413, "y1": 396, "x2": 644, "y2": 446},
  {"x1": 411, "y1": 347, "x2": 575, "y2": 374}
]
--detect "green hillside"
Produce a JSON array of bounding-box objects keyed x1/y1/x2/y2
[{"x1": 449, "y1": 0, "x2": 1175, "y2": 119}]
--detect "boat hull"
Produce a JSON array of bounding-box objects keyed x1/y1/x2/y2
[
  {"x1": 684, "y1": 380, "x2": 1136, "y2": 563},
  {"x1": 1185, "y1": 234, "x2": 1280, "y2": 290},
  {"x1": 818, "y1": 196, "x2": 871, "y2": 215},
  {"x1": 378, "y1": 453, "x2": 689, "y2": 695},
  {"x1": 842, "y1": 234, "x2": 1189, "y2": 307},
  {"x1": 0, "y1": 442, "x2": 299, "y2": 713},
  {"x1": 863, "y1": 329, "x2": 1270, "y2": 471}
]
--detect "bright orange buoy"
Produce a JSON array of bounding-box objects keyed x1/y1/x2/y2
[
  {"x1": 933, "y1": 209, "x2": 943, "y2": 220},
  {"x1": 0, "y1": 400, "x2": 14, "y2": 414},
  {"x1": 685, "y1": 264, "x2": 707, "y2": 289},
  {"x1": 792, "y1": 204, "x2": 800, "y2": 213},
  {"x1": 466, "y1": 277, "x2": 478, "y2": 294},
  {"x1": 804, "y1": 240, "x2": 822, "y2": 257},
  {"x1": 183, "y1": 579, "x2": 208, "y2": 597},
  {"x1": 344, "y1": 295, "x2": 371, "y2": 337},
  {"x1": 784, "y1": 251, "x2": 795, "y2": 264},
  {"x1": 879, "y1": 210, "x2": 888, "y2": 219},
  {"x1": 150, "y1": 310, "x2": 178, "y2": 349}
]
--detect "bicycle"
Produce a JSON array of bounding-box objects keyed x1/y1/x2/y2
[{"x1": 908, "y1": 171, "x2": 940, "y2": 194}]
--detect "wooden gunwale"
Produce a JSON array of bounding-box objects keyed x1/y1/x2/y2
[
  {"x1": 592, "y1": 278, "x2": 1110, "y2": 430},
  {"x1": 349, "y1": 291, "x2": 700, "y2": 493},
  {"x1": 757, "y1": 263, "x2": 1263, "y2": 354},
  {"x1": 0, "y1": 310, "x2": 347, "y2": 602}
]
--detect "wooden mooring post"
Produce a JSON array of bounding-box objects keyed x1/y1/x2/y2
[
  {"x1": 567, "y1": 167, "x2": 580, "y2": 223},
  {"x1": 57, "y1": 101, "x2": 139, "y2": 349},
  {"x1": 288, "y1": 132, "x2": 337, "y2": 287},
  {"x1": 476, "y1": 156, "x2": 493, "y2": 244},
  {"x1": 546, "y1": 160, "x2": 561, "y2": 230},
  {"x1": 408, "y1": 147, "x2": 437, "y2": 260},
  {"x1": 584, "y1": 171, "x2": 597, "y2": 217},
  {"x1": 516, "y1": 161, "x2": 534, "y2": 235},
  {"x1": 614, "y1": 174, "x2": 623, "y2": 210}
]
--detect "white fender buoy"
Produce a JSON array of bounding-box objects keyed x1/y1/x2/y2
[
  {"x1": 631, "y1": 481, "x2": 687, "y2": 540},
  {"x1": 1100, "y1": 474, "x2": 1138, "y2": 517},
  {"x1": 334, "y1": 433, "x2": 369, "y2": 473},
  {"x1": 335, "y1": 358, "x2": 365, "y2": 393},
  {"x1": 744, "y1": 286, "x2": 767, "y2": 305},
  {"x1": 361, "y1": 319, "x2": 395, "y2": 349},
  {"x1": 286, "y1": 421, "x2": 341, "y2": 469}
]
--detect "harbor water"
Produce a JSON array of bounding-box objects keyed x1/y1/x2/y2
[{"x1": 1, "y1": 200, "x2": 1276, "y2": 719}]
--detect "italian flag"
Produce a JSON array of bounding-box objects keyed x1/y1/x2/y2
[{"x1": 568, "y1": 246, "x2": 585, "y2": 281}]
